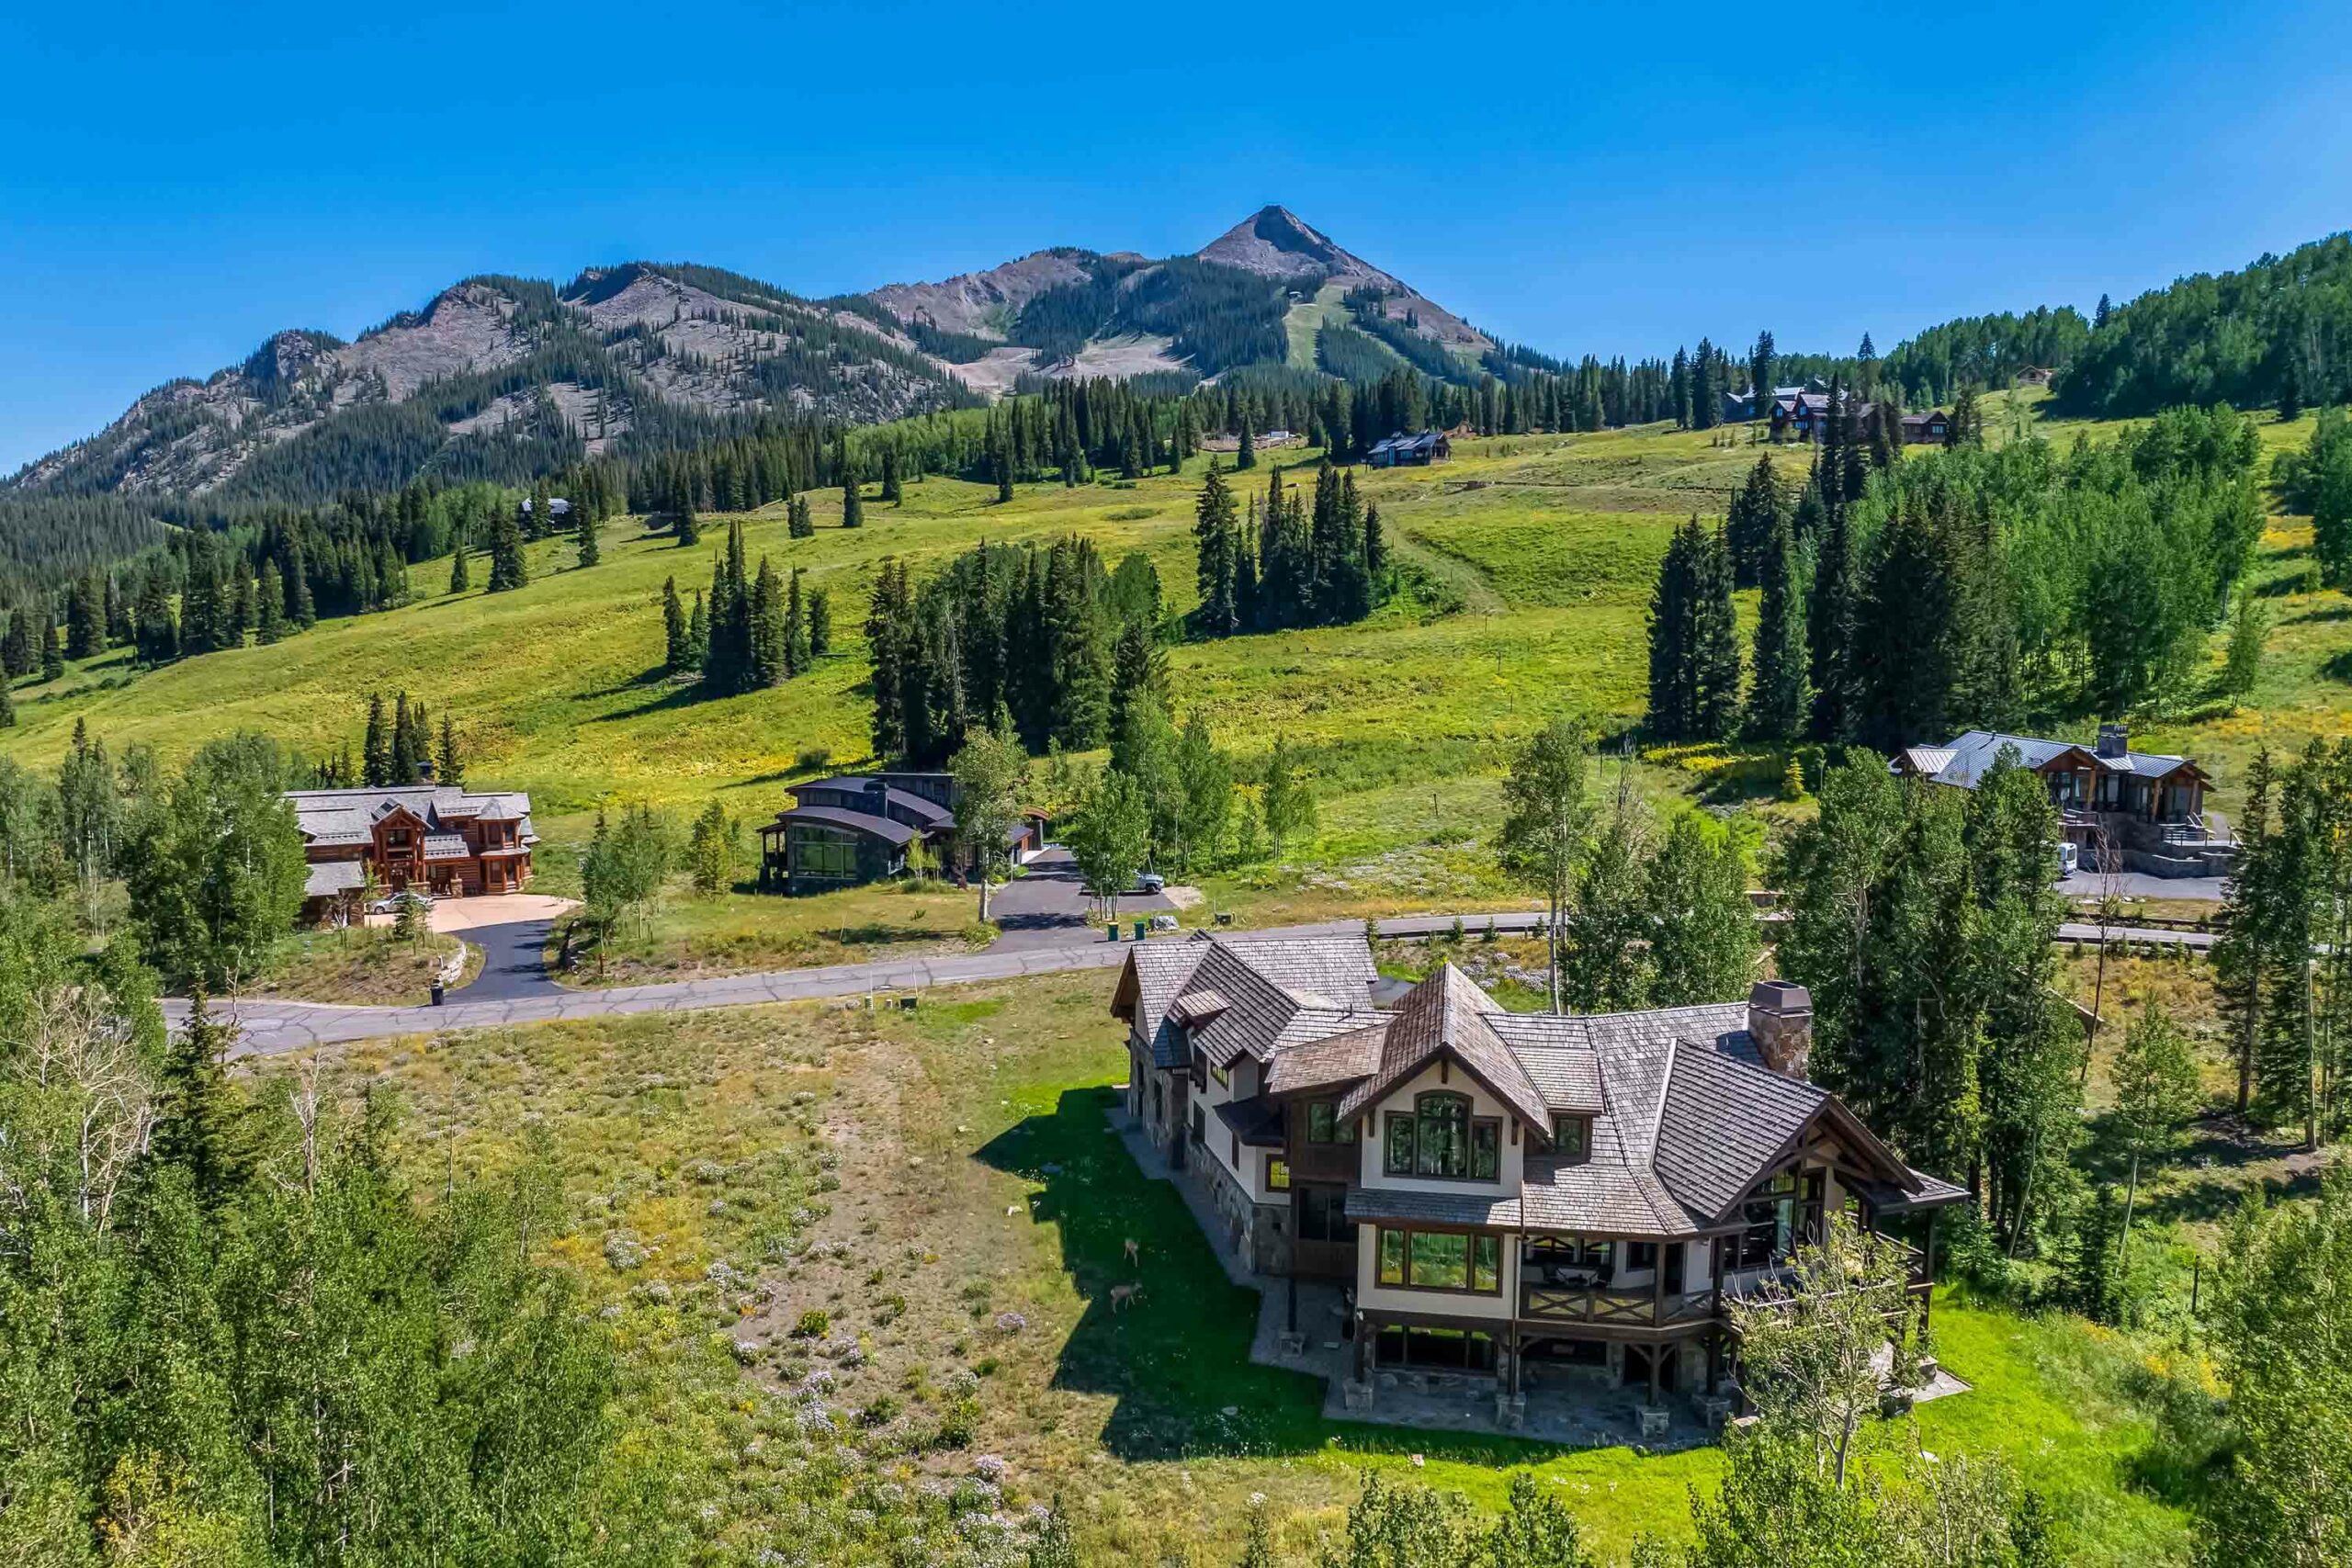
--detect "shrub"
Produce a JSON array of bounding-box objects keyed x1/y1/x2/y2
[
  {"x1": 792, "y1": 1309, "x2": 831, "y2": 1339},
  {"x1": 857, "y1": 1395, "x2": 901, "y2": 1428}
]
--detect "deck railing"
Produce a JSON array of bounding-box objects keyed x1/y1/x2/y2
[{"x1": 1518, "y1": 1285, "x2": 1716, "y2": 1327}]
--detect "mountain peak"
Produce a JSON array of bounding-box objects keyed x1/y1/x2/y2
[{"x1": 1195, "y1": 206, "x2": 1355, "y2": 278}]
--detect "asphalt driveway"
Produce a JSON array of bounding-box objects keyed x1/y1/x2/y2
[
  {"x1": 985, "y1": 848, "x2": 1179, "y2": 952},
  {"x1": 430, "y1": 894, "x2": 577, "y2": 1002}
]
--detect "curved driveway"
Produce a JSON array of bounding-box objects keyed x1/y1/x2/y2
[{"x1": 176, "y1": 908, "x2": 2213, "y2": 1059}]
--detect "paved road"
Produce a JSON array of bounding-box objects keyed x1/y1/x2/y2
[{"x1": 173, "y1": 907, "x2": 2215, "y2": 1058}]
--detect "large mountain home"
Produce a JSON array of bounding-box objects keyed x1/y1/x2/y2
[
  {"x1": 1894, "y1": 725, "x2": 2228, "y2": 876},
  {"x1": 287, "y1": 780, "x2": 536, "y2": 919},
  {"x1": 1114, "y1": 935, "x2": 1964, "y2": 1428},
  {"x1": 755, "y1": 773, "x2": 1044, "y2": 894}
]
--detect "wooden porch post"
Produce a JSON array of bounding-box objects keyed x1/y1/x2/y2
[
  {"x1": 1646, "y1": 1342, "x2": 1661, "y2": 1406},
  {"x1": 1706, "y1": 1327, "x2": 1722, "y2": 1395},
  {"x1": 1509, "y1": 1325, "x2": 1521, "y2": 1398}
]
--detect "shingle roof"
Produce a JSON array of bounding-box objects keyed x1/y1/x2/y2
[
  {"x1": 302, "y1": 860, "x2": 366, "y2": 897},
  {"x1": 1337, "y1": 964, "x2": 1549, "y2": 1129},
  {"x1": 1652, "y1": 1042, "x2": 1830, "y2": 1222},
  {"x1": 1346, "y1": 1187, "x2": 1522, "y2": 1229},
  {"x1": 1116, "y1": 944, "x2": 1210, "y2": 1070},
  {"x1": 285, "y1": 785, "x2": 534, "y2": 841},
  {"x1": 1213, "y1": 1096, "x2": 1287, "y2": 1148},
  {"x1": 1168, "y1": 989, "x2": 1230, "y2": 1026},
  {"x1": 1114, "y1": 933, "x2": 1376, "y2": 1074},
  {"x1": 1263, "y1": 1019, "x2": 1390, "y2": 1094},
  {"x1": 423, "y1": 833, "x2": 470, "y2": 861}
]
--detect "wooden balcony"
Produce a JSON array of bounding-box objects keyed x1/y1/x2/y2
[{"x1": 1519, "y1": 1284, "x2": 1717, "y2": 1329}]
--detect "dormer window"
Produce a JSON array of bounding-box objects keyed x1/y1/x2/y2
[
  {"x1": 1550, "y1": 1115, "x2": 1591, "y2": 1165},
  {"x1": 1384, "y1": 1091, "x2": 1501, "y2": 1180}
]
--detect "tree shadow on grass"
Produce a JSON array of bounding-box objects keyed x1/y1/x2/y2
[{"x1": 973, "y1": 1086, "x2": 1588, "y2": 1469}]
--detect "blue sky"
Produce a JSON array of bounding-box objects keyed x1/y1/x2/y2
[{"x1": 5, "y1": 0, "x2": 2350, "y2": 475}]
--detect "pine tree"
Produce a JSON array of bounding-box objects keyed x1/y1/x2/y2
[
  {"x1": 749, "y1": 557, "x2": 786, "y2": 687},
  {"x1": 787, "y1": 493, "x2": 814, "y2": 538},
  {"x1": 1724, "y1": 456, "x2": 1784, "y2": 588},
  {"x1": 842, "y1": 469, "x2": 865, "y2": 528},
  {"x1": 1108, "y1": 615, "x2": 1170, "y2": 746},
  {"x1": 1363, "y1": 502, "x2": 1385, "y2": 581},
  {"x1": 66, "y1": 572, "x2": 104, "y2": 660},
  {"x1": 390, "y1": 693, "x2": 421, "y2": 784},
  {"x1": 487, "y1": 512, "x2": 529, "y2": 592},
  {"x1": 0, "y1": 672, "x2": 12, "y2": 728},
  {"x1": 1692, "y1": 525, "x2": 1741, "y2": 739},
  {"x1": 880, "y1": 446, "x2": 903, "y2": 503},
  {"x1": 1191, "y1": 460, "x2": 1239, "y2": 637},
  {"x1": 40, "y1": 612, "x2": 64, "y2": 682},
  {"x1": 362, "y1": 693, "x2": 390, "y2": 787},
  {"x1": 662, "y1": 575, "x2": 689, "y2": 673},
  {"x1": 1746, "y1": 498, "x2": 1809, "y2": 740},
  {"x1": 687, "y1": 591, "x2": 709, "y2": 666},
  {"x1": 288, "y1": 541, "x2": 315, "y2": 626},
  {"x1": 439, "y1": 715, "x2": 465, "y2": 789},
  {"x1": 575, "y1": 501, "x2": 600, "y2": 567},
  {"x1": 256, "y1": 561, "x2": 288, "y2": 645},
  {"x1": 1237, "y1": 410, "x2": 1257, "y2": 470},
  {"x1": 785, "y1": 569, "x2": 810, "y2": 675},
  {"x1": 1646, "y1": 518, "x2": 1699, "y2": 739},
  {"x1": 675, "y1": 494, "x2": 700, "y2": 547},
  {"x1": 448, "y1": 545, "x2": 470, "y2": 593},
  {"x1": 149, "y1": 989, "x2": 255, "y2": 1214},
  {"x1": 808, "y1": 590, "x2": 831, "y2": 658},
  {"x1": 1807, "y1": 472, "x2": 1861, "y2": 742}
]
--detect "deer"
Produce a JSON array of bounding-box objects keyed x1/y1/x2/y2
[
  {"x1": 1123, "y1": 1237, "x2": 1140, "y2": 1268},
  {"x1": 1108, "y1": 1282, "x2": 1145, "y2": 1313}
]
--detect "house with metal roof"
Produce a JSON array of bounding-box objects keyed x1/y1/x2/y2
[
  {"x1": 1113, "y1": 936, "x2": 1963, "y2": 1426},
  {"x1": 1892, "y1": 724, "x2": 2229, "y2": 875},
  {"x1": 283, "y1": 778, "x2": 537, "y2": 918},
  {"x1": 754, "y1": 772, "x2": 1044, "y2": 894},
  {"x1": 1365, "y1": 430, "x2": 1452, "y2": 468}
]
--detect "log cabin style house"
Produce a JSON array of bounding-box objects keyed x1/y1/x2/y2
[
  {"x1": 1114, "y1": 934, "x2": 1964, "y2": 1426},
  {"x1": 287, "y1": 781, "x2": 536, "y2": 919}
]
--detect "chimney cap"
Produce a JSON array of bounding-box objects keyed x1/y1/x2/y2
[
  {"x1": 1748, "y1": 979, "x2": 1811, "y2": 1014},
  {"x1": 2096, "y1": 721, "x2": 2129, "y2": 758}
]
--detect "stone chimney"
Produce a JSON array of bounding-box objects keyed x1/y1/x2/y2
[
  {"x1": 2096, "y1": 722, "x2": 2129, "y2": 760},
  {"x1": 1747, "y1": 980, "x2": 1814, "y2": 1079}
]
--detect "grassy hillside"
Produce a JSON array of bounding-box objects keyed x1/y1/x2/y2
[
  {"x1": 319, "y1": 966, "x2": 2201, "y2": 1564},
  {"x1": 6, "y1": 398, "x2": 2348, "y2": 924}
]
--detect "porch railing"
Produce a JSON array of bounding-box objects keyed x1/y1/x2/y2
[{"x1": 1519, "y1": 1285, "x2": 1716, "y2": 1326}]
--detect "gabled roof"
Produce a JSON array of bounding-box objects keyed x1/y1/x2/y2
[
  {"x1": 1263, "y1": 1019, "x2": 1390, "y2": 1095},
  {"x1": 285, "y1": 784, "x2": 535, "y2": 842},
  {"x1": 1336, "y1": 964, "x2": 1550, "y2": 1131},
  {"x1": 1111, "y1": 933, "x2": 1378, "y2": 1073},
  {"x1": 1910, "y1": 729, "x2": 2202, "y2": 789}
]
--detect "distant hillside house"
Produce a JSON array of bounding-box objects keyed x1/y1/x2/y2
[
  {"x1": 517, "y1": 496, "x2": 572, "y2": 523},
  {"x1": 1366, "y1": 430, "x2": 1452, "y2": 468},
  {"x1": 1899, "y1": 410, "x2": 1952, "y2": 446},
  {"x1": 287, "y1": 779, "x2": 537, "y2": 919},
  {"x1": 756, "y1": 772, "x2": 1045, "y2": 894},
  {"x1": 1893, "y1": 725, "x2": 2229, "y2": 876},
  {"x1": 1114, "y1": 936, "x2": 1964, "y2": 1425},
  {"x1": 1725, "y1": 382, "x2": 1818, "y2": 423},
  {"x1": 2015, "y1": 367, "x2": 2055, "y2": 387}
]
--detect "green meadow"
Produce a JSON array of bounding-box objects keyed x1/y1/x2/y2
[{"x1": 5, "y1": 395, "x2": 2348, "y2": 960}]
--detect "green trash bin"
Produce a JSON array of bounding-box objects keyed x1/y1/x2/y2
[
  {"x1": 1133, "y1": 919, "x2": 1148, "y2": 942},
  {"x1": 1106, "y1": 922, "x2": 1120, "y2": 942}
]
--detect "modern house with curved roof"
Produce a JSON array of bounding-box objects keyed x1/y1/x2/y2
[
  {"x1": 1114, "y1": 934, "x2": 1965, "y2": 1426},
  {"x1": 755, "y1": 772, "x2": 1044, "y2": 893}
]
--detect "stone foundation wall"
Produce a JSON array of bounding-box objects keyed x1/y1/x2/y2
[{"x1": 1194, "y1": 1146, "x2": 1290, "y2": 1274}]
